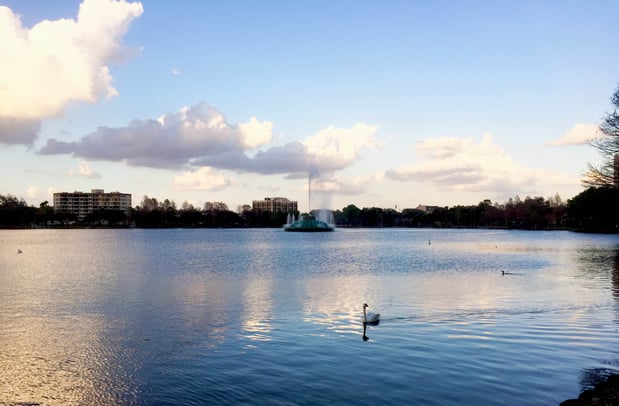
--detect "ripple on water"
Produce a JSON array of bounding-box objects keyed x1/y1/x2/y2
[{"x1": 1, "y1": 228, "x2": 618, "y2": 405}]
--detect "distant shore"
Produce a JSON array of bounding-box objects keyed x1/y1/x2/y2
[{"x1": 0, "y1": 224, "x2": 616, "y2": 233}]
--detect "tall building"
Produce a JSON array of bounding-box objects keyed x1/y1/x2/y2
[
  {"x1": 53, "y1": 189, "x2": 132, "y2": 220},
  {"x1": 252, "y1": 197, "x2": 298, "y2": 213},
  {"x1": 615, "y1": 154, "x2": 619, "y2": 188}
]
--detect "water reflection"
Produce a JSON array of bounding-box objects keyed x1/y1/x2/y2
[
  {"x1": 612, "y1": 247, "x2": 619, "y2": 301},
  {"x1": 570, "y1": 243, "x2": 619, "y2": 392},
  {"x1": 569, "y1": 243, "x2": 619, "y2": 306},
  {"x1": 299, "y1": 276, "x2": 379, "y2": 336},
  {"x1": 3, "y1": 229, "x2": 619, "y2": 405},
  {"x1": 362, "y1": 320, "x2": 380, "y2": 342},
  {"x1": 0, "y1": 312, "x2": 139, "y2": 405},
  {"x1": 173, "y1": 273, "x2": 229, "y2": 350},
  {"x1": 0, "y1": 231, "x2": 141, "y2": 405},
  {"x1": 240, "y1": 276, "x2": 274, "y2": 344},
  {"x1": 237, "y1": 237, "x2": 278, "y2": 345}
]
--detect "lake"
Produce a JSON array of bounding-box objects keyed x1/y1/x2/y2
[{"x1": 1, "y1": 228, "x2": 618, "y2": 405}]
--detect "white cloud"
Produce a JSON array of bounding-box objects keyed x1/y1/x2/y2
[
  {"x1": 25, "y1": 186, "x2": 54, "y2": 204},
  {"x1": 258, "y1": 185, "x2": 281, "y2": 193},
  {"x1": 39, "y1": 101, "x2": 381, "y2": 179},
  {"x1": 311, "y1": 172, "x2": 384, "y2": 195},
  {"x1": 416, "y1": 135, "x2": 501, "y2": 159},
  {"x1": 172, "y1": 166, "x2": 231, "y2": 191},
  {"x1": 0, "y1": 0, "x2": 143, "y2": 144},
  {"x1": 546, "y1": 123, "x2": 601, "y2": 146},
  {"x1": 40, "y1": 102, "x2": 271, "y2": 168},
  {"x1": 26, "y1": 186, "x2": 40, "y2": 199},
  {"x1": 199, "y1": 123, "x2": 383, "y2": 176},
  {"x1": 48, "y1": 187, "x2": 59, "y2": 198},
  {"x1": 239, "y1": 116, "x2": 273, "y2": 149},
  {"x1": 68, "y1": 161, "x2": 101, "y2": 179},
  {"x1": 172, "y1": 68, "x2": 181, "y2": 76},
  {"x1": 303, "y1": 123, "x2": 382, "y2": 163},
  {"x1": 387, "y1": 133, "x2": 579, "y2": 193}
]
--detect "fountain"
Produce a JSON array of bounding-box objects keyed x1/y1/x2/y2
[
  {"x1": 283, "y1": 211, "x2": 334, "y2": 232},
  {"x1": 283, "y1": 167, "x2": 334, "y2": 232}
]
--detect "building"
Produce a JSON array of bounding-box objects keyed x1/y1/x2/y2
[
  {"x1": 252, "y1": 197, "x2": 298, "y2": 213},
  {"x1": 615, "y1": 154, "x2": 619, "y2": 188},
  {"x1": 415, "y1": 204, "x2": 440, "y2": 213},
  {"x1": 53, "y1": 189, "x2": 132, "y2": 220}
]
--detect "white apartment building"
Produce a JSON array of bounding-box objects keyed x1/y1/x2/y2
[
  {"x1": 53, "y1": 189, "x2": 132, "y2": 220},
  {"x1": 252, "y1": 197, "x2": 298, "y2": 213}
]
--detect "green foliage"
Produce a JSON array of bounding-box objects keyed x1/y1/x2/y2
[{"x1": 341, "y1": 204, "x2": 361, "y2": 226}]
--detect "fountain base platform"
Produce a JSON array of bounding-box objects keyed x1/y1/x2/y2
[{"x1": 283, "y1": 214, "x2": 334, "y2": 232}]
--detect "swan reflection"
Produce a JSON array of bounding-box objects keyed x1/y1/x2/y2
[{"x1": 362, "y1": 319, "x2": 380, "y2": 341}]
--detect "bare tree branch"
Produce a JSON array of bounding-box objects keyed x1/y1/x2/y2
[{"x1": 587, "y1": 84, "x2": 619, "y2": 189}]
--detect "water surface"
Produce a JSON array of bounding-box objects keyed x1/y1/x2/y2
[{"x1": 1, "y1": 228, "x2": 618, "y2": 405}]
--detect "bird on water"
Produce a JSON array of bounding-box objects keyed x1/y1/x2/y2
[{"x1": 363, "y1": 303, "x2": 380, "y2": 324}]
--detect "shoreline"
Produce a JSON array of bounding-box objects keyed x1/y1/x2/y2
[{"x1": 561, "y1": 374, "x2": 619, "y2": 405}]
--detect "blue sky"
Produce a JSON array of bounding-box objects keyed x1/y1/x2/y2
[{"x1": 1, "y1": 0, "x2": 618, "y2": 212}]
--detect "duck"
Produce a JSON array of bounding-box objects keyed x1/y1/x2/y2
[{"x1": 363, "y1": 303, "x2": 380, "y2": 324}]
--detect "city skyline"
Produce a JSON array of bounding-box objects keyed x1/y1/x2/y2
[{"x1": 2, "y1": 1, "x2": 619, "y2": 212}]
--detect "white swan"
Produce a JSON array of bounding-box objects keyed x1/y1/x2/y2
[{"x1": 363, "y1": 303, "x2": 380, "y2": 324}]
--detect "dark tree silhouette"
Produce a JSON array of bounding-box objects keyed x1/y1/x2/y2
[
  {"x1": 341, "y1": 204, "x2": 361, "y2": 226},
  {"x1": 567, "y1": 187, "x2": 619, "y2": 232},
  {"x1": 586, "y1": 84, "x2": 619, "y2": 188},
  {"x1": 0, "y1": 195, "x2": 37, "y2": 227}
]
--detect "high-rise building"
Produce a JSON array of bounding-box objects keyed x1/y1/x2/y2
[
  {"x1": 252, "y1": 197, "x2": 298, "y2": 213},
  {"x1": 53, "y1": 189, "x2": 132, "y2": 219},
  {"x1": 614, "y1": 154, "x2": 619, "y2": 188}
]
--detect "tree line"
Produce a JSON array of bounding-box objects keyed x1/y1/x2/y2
[
  {"x1": 333, "y1": 191, "x2": 619, "y2": 232},
  {"x1": 1, "y1": 188, "x2": 617, "y2": 232}
]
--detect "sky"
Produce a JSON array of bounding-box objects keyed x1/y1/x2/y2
[{"x1": 1, "y1": 0, "x2": 619, "y2": 212}]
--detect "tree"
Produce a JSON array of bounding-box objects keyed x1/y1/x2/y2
[
  {"x1": 237, "y1": 204, "x2": 251, "y2": 213},
  {"x1": 400, "y1": 208, "x2": 425, "y2": 227},
  {"x1": 179, "y1": 204, "x2": 202, "y2": 227},
  {"x1": 548, "y1": 193, "x2": 563, "y2": 208},
  {"x1": 162, "y1": 199, "x2": 176, "y2": 211},
  {"x1": 83, "y1": 208, "x2": 126, "y2": 226},
  {"x1": 204, "y1": 201, "x2": 228, "y2": 211},
  {"x1": 342, "y1": 204, "x2": 361, "y2": 226},
  {"x1": 181, "y1": 201, "x2": 194, "y2": 211},
  {"x1": 36, "y1": 200, "x2": 55, "y2": 225},
  {"x1": 521, "y1": 196, "x2": 551, "y2": 229},
  {"x1": 586, "y1": 84, "x2": 619, "y2": 188},
  {"x1": 567, "y1": 187, "x2": 619, "y2": 232},
  {"x1": 140, "y1": 195, "x2": 159, "y2": 211}
]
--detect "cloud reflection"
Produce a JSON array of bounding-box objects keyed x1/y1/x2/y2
[
  {"x1": 299, "y1": 276, "x2": 380, "y2": 337},
  {"x1": 0, "y1": 314, "x2": 136, "y2": 405},
  {"x1": 240, "y1": 277, "x2": 274, "y2": 344},
  {"x1": 612, "y1": 247, "x2": 619, "y2": 302}
]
